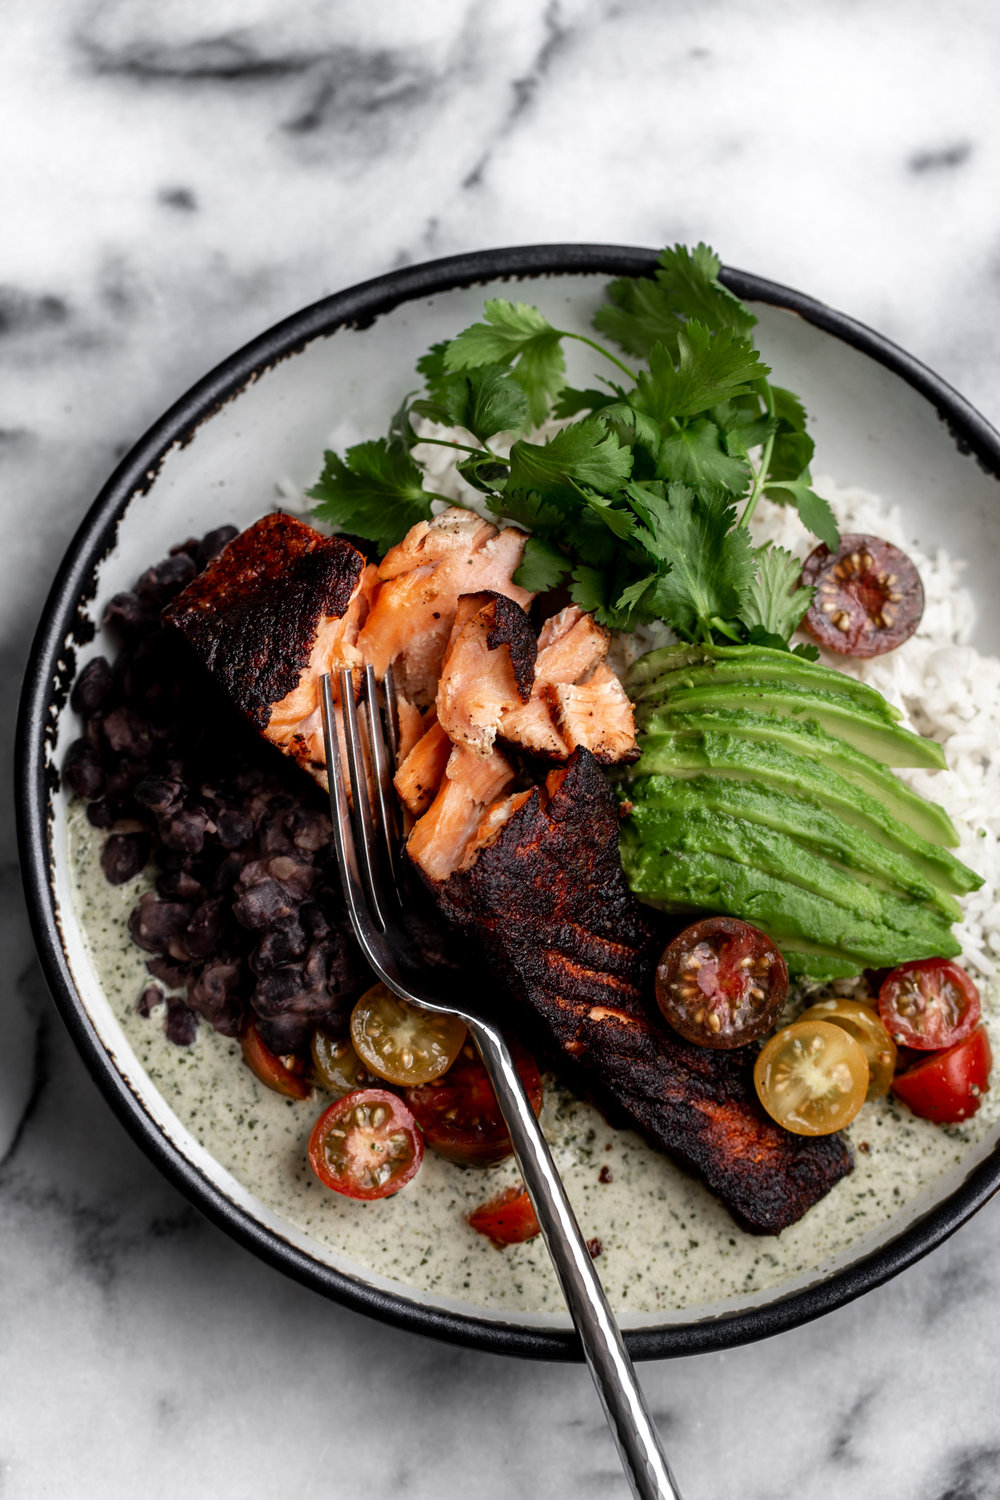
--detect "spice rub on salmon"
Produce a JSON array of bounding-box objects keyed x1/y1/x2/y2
[
  {"x1": 165, "y1": 512, "x2": 373, "y2": 785},
  {"x1": 418, "y1": 749, "x2": 853, "y2": 1235},
  {"x1": 356, "y1": 507, "x2": 534, "y2": 706}
]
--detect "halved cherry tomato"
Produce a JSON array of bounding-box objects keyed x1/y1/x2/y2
[
  {"x1": 798, "y1": 997, "x2": 897, "y2": 1099},
  {"x1": 878, "y1": 959, "x2": 980, "y2": 1050},
  {"x1": 350, "y1": 982, "x2": 467, "y2": 1086},
  {"x1": 892, "y1": 1025, "x2": 992, "y2": 1124},
  {"x1": 405, "y1": 1039, "x2": 543, "y2": 1166},
  {"x1": 311, "y1": 1030, "x2": 375, "y2": 1098},
  {"x1": 467, "y1": 1185, "x2": 541, "y2": 1248},
  {"x1": 754, "y1": 1019, "x2": 869, "y2": 1135},
  {"x1": 801, "y1": 533, "x2": 923, "y2": 657},
  {"x1": 655, "y1": 916, "x2": 788, "y2": 1049},
  {"x1": 308, "y1": 1088, "x2": 423, "y2": 1199},
  {"x1": 241, "y1": 1022, "x2": 311, "y2": 1100}
]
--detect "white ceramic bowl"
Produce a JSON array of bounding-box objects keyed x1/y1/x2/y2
[{"x1": 18, "y1": 245, "x2": 1000, "y2": 1359}]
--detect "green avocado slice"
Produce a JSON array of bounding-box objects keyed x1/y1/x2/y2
[
  {"x1": 627, "y1": 643, "x2": 902, "y2": 724},
  {"x1": 620, "y1": 819, "x2": 961, "y2": 979},
  {"x1": 625, "y1": 771, "x2": 963, "y2": 920},
  {"x1": 623, "y1": 800, "x2": 959, "y2": 952},
  {"x1": 628, "y1": 708, "x2": 959, "y2": 847},
  {"x1": 638, "y1": 681, "x2": 946, "y2": 768},
  {"x1": 629, "y1": 726, "x2": 978, "y2": 894}
]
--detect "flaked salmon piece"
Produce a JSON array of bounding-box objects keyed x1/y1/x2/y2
[
  {"x1": 497, "y1": 694, "x2": 571, "y2": 759},
  {"x1": 535, "y1": 606, "x2": 610, "y2": 684},
  {"x1": 406, "y1": 743, "x2": 515, "y2": 883},
  {"x1": 546, "y1": 664, "x2": 638, "y2": 765},
  {"x1": 394, "y1": 720, "x2": 452, "y2": 816},
  {"x1": 164, "y1": 514, "x2": 370, "y2": 788},
  {"x1": 495, "y1": 608, "x2": 635, "y2": 764},
  {"x1": 436, "y1": 592, "x2": 537, "y2": 756},
  {"x1": 469, "y1": 789, "x2": 535, "y2": 853},
  {"x1": 356, "y1": 507, "x2": 534, "y2": 706},
  {"x1": 394, "y1": 694, "x2": 426, "y2": 764}
]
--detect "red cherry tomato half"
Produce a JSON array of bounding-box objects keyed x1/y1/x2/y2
[
  {"x1": 655, "y1": 916, "x2": 788, "y2": 1049},
  {"x1": 405, "y1": 1039, "x2": 543, "y2": 1166},
  {"x1": 241, "y1": 1023, "x2": 312, "y2": 1100},
  {"x1": 801, "y1": 533, "x2": 924, "y2": 657},
  {"x1": 467, "y1": 1185, "x2": 541, "y2": 1248},
  {"x1": 308, "y1": 1088, "x2": 423, "y2": 1200},
  {"x1": 878, "y1": 958, "x2": 980, "y2": 1050},
  {"x1": 892, "y1": 1026, "x2": 992, "y2": 1124}
]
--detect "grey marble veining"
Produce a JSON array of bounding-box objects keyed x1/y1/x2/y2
[{"x1": 5, "y1": 2, "x2": 1000, "y2": 1496}]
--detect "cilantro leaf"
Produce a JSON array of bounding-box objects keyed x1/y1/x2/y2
[
  {"x1": 456, "y1": 453, "x2": 511, "y2": 493},
  {"x1": 552, "y1": 386, "x2": 618, "y2": 419},
  {"x1": 655, "y1": 417, "x2": 751, "y2": 494},
  {"x1": 446, "y1": 299, "x2": 566, "y2": 425},
  {"x1": 741, "y1": 544, "x2": 814, "y2": 640},
  {"x1": 765, "y1": 479, "x2": 840, "y2": 551},
  {"x1": 411, "y1": 364, "x2": 527, "y2": 444},
  {"x1": 632, "y1": 326, "x2": 769, "y2": 426},
  {"x1": 506, "y1": 419, "x2": 633, "y2": 497},
  {"x1": 569, "y1": 563, "x2": 613, "y2": 622},
  {"x1": 651, "y1": 244, "x2": 758, "y2": 337},
  {"x1": 594, "y1": 242, "x2": 756, "y2": 358},
  {"x1": 415, "y1": 342, "x2": 451, "y2": 401},
  {"x1": 513, "y1": 534, "x2": 570, "y2": 593},
  {"x1": 309, "y1": 440, "x2": 435, "y2": 551},
  {"x1": 487, "y1": 488, "x2": 563, "y2": 532},
  {"x1": 640, "y1": 484, "x2": 755, "y2": 638}
]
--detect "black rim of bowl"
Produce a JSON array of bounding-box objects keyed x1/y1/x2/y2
[{"x1": 16, "y1": 243, "x2": 1000, "y2": 1363}]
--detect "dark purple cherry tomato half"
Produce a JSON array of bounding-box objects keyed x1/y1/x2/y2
[
  {"x1": 801, "y1": 533, "x2": 924, "y2": 657},
  {"x1": 655, "y1": 916, "x2": 789, "y2": 1049}
]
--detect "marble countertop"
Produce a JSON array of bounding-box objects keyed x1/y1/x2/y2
[{"x1": 5, "y1": 2, "x2": 1000, "y2": 1495}]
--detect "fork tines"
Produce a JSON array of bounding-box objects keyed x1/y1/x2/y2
[{"x1": 320, "y1": 666, "x2": 402, "y2": 940}]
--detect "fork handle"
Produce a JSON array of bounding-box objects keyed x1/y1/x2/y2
[{"x1": 468, "y1": 1020, "x2": 684, "y2": 1500}]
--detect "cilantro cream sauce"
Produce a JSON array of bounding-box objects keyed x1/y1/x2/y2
[{"x1": 67, "y1": 801, "x2": 1000, "y2": 1318}]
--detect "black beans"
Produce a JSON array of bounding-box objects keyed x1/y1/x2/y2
[
  {"x1": 196, "y1": 525, "x2": 238, "y2": 567},
  {"x1": 135, "y1": 776, "x2": 185, "y2": 816},
  {"x1": 250, "y1": 922, "x2": 308, "y2": 975},
  {"x1": 64, "y1": 739, "x2": 106, "y2": 799},
  {"x1": 71, "y1": 656, "x2": 114, "y2": 717},
  {"x1": 129, "y1": 892, "x2": 193, "y2": 953},
  {"x1": 103, "y1": 591, "x2": 150, "y2": 635},
  {"x1": 137, "y1": 984, "x2": 163, "y2": 1018},
  {"x1": 160, "y1": 806, "x2": 212, "y2": 855},
  {"x1": 67, "y1": 523, "x2": 373, "y2": 1054},
  {"x1": 233, "y1": 878, "x2": 297, "y2": 931},
  {"x1": 100, "y1": 833, "x2": 149, "y2": 885},
  {"x1": 165, "y1": 999, "x2": 199, "y2": 1047}
]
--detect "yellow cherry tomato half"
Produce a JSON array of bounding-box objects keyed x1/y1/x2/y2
[
  {"x1": 350, "y1": 983, "x2": 467, "y2": 1087},
  {"x1": 797, "y1": 998, "x2": 898, "y2": 1100},
  {"x1": 311, "y1": 1030, "x2": 376, "y2": 1098},
  {"x1": 754, "y1": 1019, "x2": 869, "y2": 1135}
]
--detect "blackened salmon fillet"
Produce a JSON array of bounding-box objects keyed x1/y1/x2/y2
[
  {"x1": 164, "y1": 513, "x2": 373, "y2": 785},
  {"x1": 424, "y1": 749, "x2": 853, "y2": 1235}
]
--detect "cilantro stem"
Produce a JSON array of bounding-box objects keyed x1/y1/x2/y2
[
  {"x1": 414, "y1": 434, "x2": 501, "y2": 461},
  {"x1": 738, "y1": 383, "x2": 777, "y2": 530},
  {"x1": 563, "y1": 332, "x2": 638, "y2": 384}
]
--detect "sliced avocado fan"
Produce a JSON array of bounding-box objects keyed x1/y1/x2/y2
[{"x1": 619, "y1": 644, "x2": 980, "y2": 982}]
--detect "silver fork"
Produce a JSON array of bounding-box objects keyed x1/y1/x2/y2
[{"x1": 320, "y1": 666, "x2": 683, "y2": 1500}]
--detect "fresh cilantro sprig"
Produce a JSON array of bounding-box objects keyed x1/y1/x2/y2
[{"x1": 308, "y1": 244, "x2": 839, "y2": 649}]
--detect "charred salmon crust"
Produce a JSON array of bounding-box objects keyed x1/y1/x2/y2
[
  {"x1": 165, "y1": 514, "x2": 365, "y2": 729},
  {"x1": 422, "y1": 749, "x2": 853, "y2": 1235},
  {"x1": 477, "y1": 591, "x2": 538, "y2": 702}
]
